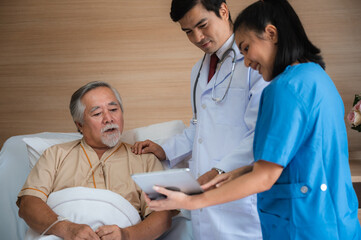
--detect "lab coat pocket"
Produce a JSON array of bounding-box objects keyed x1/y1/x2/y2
[
  {"x1": 214, "y1": 195, "x2": 261, "y2": 237},
  {"x1": 214, "y1": 88, "x2": 247, "y2": 127},
  {"x1": 218, "y1": 194, "x2": 257, "y2": 214}
]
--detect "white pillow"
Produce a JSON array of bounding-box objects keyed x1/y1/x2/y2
[
  {"x1": 23, "y1": 133, "x2": 82, "y2": 168},
  {"x1": 23, "y1": 120, "x2": 186, "y2": 169},
  {"x1": 120, "y1": 120, "x2": 186, "y2": 145}
]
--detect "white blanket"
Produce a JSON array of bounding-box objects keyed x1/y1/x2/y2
[{"x1": 25, "y1": 187, "x2": 141, "y2": 240}]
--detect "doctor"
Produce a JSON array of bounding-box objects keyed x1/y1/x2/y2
[{"x1": 132, "y1": 0, "x2": 267, "y2": 239}]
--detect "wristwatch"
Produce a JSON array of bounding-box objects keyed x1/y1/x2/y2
[{"x1": 212, "y1": 167, "x2": 225, "y2": 175}]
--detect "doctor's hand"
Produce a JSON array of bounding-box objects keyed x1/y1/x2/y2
[
  {"x1": 131, "y1": 140, "x2": 166, "y2": 161},
  {"x1": 144, "y1": 186, "x2": 195, "y2": 211},
  {"x1": 197, "y1": 169, "x2": 219, "y2": 186},
  {"x1": 96, "y1": 225, "x2": 128, "y2": 240},
  {"x1": 201, "y1": 165, "x2": 253, "y2": 191}
]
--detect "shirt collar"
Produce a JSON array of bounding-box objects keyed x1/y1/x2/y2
[
  {"x1": 214, "y1": 34, "x2": 234, "y2": 60},
  {"x1": 80, "y1": 137, "x2": 122, "y2": 159}
]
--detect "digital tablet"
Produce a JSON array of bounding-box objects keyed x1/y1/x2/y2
[{"x1": 131, "y1": 168, "x2": 203, "y2": 200}]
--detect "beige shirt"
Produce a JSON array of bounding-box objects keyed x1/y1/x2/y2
[{"x1": 18, "y1": 139, "x2": 163, "y2": 218}]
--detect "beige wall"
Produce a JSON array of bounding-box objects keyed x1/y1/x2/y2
[{"x1": 0, "y1": 0, "x2": 360, "y2": 154}]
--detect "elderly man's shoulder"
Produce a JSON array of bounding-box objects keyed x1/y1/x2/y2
[
  {"x1": 41, "y1": 139, "x2": 82, "y2": 158},
  {"x1": 121, "y1": 143, "x2": 164, "y2": 171},
  {"x1": 122, "y1": 142, "x2": 161, "y2": 163},
  {"x1": 49, "y1": 139, "x2": 82, "y2": 151}
]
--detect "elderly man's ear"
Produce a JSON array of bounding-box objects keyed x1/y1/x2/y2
[{"x1": 75, "y1": 122, "x2": 83, "y2": 134}]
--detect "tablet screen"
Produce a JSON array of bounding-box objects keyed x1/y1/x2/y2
[{"x1": 131, "y1": 168, "x2": 203, "y2": 200}]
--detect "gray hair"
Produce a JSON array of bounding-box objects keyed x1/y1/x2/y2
[{"x1": 69, "y1": 81, "x2": 124, "y2": 124}]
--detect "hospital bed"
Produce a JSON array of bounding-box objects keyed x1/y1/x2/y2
[{"x1": 0, "y1": 120, "x2": 193, "y2": 240}]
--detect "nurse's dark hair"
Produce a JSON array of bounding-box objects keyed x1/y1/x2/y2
[
  {"x1": 233, "y1": 0, "x2": 325, "y2": 79},
  {"x1": 170, "y1": 0, "x2": 232, "y2": 23},
  {"x1": 69, "y1": 81, "x2": 123, "y2": 130}
]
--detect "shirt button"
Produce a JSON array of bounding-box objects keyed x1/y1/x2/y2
[
  {"x1": 300, "y1": 186, "x2": 308, "y2": 194},
  {"x1": 320, "y1": 184, "x2": 327, "y2": 191},
  {"x1": 198, "y1": 138, "x2": 203, "y2": 144},
  {"x1": 201, "y1": 104, "x2": 206, "y2": 109}
]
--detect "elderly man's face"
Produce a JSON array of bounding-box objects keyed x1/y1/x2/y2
[{"x1": 77, "y1": 86, "x2": 124, "y2": 149}]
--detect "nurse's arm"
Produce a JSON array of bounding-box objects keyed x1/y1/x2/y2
[
  {"x1": 202, "y1": 165, "x2": 253, "y2": 190},
  {"x1": 146, "y1": 160, "x2": 283, "y2": 211}
]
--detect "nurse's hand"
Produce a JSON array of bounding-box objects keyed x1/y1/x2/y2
[
  {"x1": 131, "y1": 140, "x2": 166, "y2": 160},
  {"x1": 202, "y1": 165, "x2": 253, "y2": 191},
  {"x1": 197, "y1": 169, "x2": 219, "y2": 186},
  {"x1": 144, "y1": 186, "x2": 194, "y2": 211}
]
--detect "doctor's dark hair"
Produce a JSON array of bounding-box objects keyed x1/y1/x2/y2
[
  {"x1": 233, "y1": 0, "x2": 325, "y2": 80},
  {"x1": 69, "y1": 81, "x2": 124, "y2": 126},
  {"x1": 170, "y1": 0, "x2": 232, "y2": 23}
]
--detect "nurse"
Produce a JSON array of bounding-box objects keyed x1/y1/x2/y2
[
  {"x1": 132, "y1": 0, "x2": 267, "y2": 239},
  {"x1": 144, "y1": 0, "x2": 361, "y2": 239}
]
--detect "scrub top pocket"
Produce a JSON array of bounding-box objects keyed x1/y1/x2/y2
[{"x1": 258, "y1": 182, "x2": 340, "y2": 239}]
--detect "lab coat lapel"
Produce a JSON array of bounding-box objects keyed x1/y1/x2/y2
[
  {"x1": 205, "y1": 46, "x2": 243, "y2": 92},
  {"x1": 198, "y1": 55, "x2": 211, "y2": 92}
]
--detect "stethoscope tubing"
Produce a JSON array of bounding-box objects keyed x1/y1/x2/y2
[
  {"x1": 192, "y1": 47, "x2": 237, "y2": 124},
  {"x1": 211, "y1": 48, "x2": 236, "y2": 102},
  {"x1": 192, "y1": 54, "x2": 206, "y2": 125}
]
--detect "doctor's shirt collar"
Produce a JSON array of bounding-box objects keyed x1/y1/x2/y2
[{"x1": 214, "y1": 34, "x2": 235, "y2": 60}]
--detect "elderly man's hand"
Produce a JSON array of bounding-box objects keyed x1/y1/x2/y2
[
  {"x1": 96, "y1": 225, "x2": 128, "y2": 240},
  {"x1": 63, "y1": 222, "x2": 100, "y2": 240},
  {"x1": 131, "y1": 139, "x2": 166, "y2": 161}
]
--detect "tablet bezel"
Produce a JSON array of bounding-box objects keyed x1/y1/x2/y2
[{"x1": 131, "y1": 168, "x2": 203, "y2": 200}]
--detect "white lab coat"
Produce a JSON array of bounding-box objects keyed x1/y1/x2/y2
[{"x1": 162, "y1": 35, "x2": 267, "y2": 240}]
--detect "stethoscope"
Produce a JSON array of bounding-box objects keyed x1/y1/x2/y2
[{"x1": 192, "y1": 47, "x2": 237, "y2": 124}]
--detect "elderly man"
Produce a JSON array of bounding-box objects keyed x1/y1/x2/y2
[{"x1": 17, "y1": 81, "x2": 171, "y2": 240}]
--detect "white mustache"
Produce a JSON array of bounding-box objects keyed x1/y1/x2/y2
[{"x1": 101, "y1": 124, "x2": 119, "y2": 133}]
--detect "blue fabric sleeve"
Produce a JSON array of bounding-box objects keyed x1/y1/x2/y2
[{"x1": 254, "y1": 83, "x2": 308, "y2": 167}]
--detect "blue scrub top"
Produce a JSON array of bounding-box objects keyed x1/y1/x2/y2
[{"x1": 254, "y1": 62, "x2": 361, "y2": 239}]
